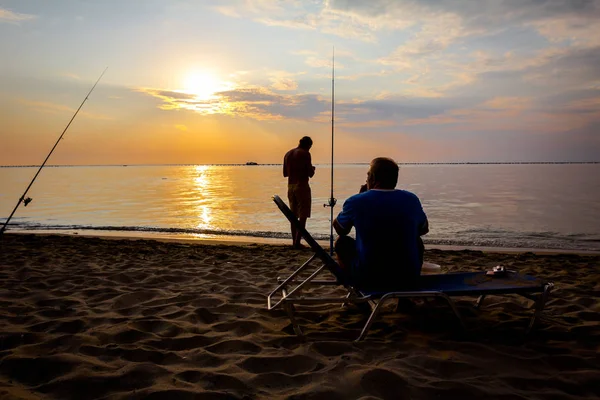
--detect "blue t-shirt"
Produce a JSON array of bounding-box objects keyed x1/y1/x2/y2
[{"x1": 335, "y1": 189, "x2": 427, "y2": 288}]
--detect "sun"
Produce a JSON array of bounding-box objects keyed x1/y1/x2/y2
[{"x1": 182, "y1": 71, "x2": 230, "y2": 100}]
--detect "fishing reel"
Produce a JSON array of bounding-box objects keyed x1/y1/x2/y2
[
  {"x1": 324, "y1": 198, "x2": 337, "y2": 208},
  {"x1": 23, "y1": 197, "x2": 32, "y2": 207}
]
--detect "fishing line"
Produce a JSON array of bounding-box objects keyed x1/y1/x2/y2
[
  {"x1": 0, "y1": 67, "x2": 108, "y2": 236},
  {"x1": 324, "y1": 48, "x2": 336, "y2": 255}
]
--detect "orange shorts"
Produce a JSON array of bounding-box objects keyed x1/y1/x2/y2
[{"x1": 288, "y1": 183, "x2": 311, "y2": 219}]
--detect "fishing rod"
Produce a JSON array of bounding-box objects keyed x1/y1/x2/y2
[
  {"x1": 0, "y1": 67, "x2": 108, "y2": 236},
  {"x1": 324, "y1": 48, "x2": 336, "y2": 255}
]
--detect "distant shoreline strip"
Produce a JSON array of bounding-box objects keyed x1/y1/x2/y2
[{"x1": 1, "y1": 161, "x2": 599, "y2": 168}]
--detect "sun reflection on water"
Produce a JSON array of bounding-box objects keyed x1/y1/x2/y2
[{"x1": 194, "y1": 166, "x2": 213, "y2": 229}]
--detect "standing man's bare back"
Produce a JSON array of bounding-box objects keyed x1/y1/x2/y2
[{"x1": 283, "y1": 136, "x2": 315, "y2": 249}]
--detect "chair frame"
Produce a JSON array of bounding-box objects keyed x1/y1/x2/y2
[{"x1": 268, "y1": 195, "x2": 554, "y2": 341}]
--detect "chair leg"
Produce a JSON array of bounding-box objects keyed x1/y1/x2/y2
[
  {"x1": 476, "y1": 295, "x2": 486, "y2": 309},
  {"x1": 526, "y1": 296, "x2": 543, "y2": 335},
  {"x1": 526, "y1": 283, "x2": 552, "y2": 335},
  {"x1": 341, "y1": 292, "x2": 351, "y2": 309},
  {"x1": 356, "y1": 294, "x2": 397, "y2": 341},
  {"x1": 284, "y1": 302, "x2": 304, "y2": 337},
  {"x1": 368, "y1": 300, "x2": 377, "y2": 311},
  {"x1": 356, "y1": 303, "x2": 381, "y2": 341}
]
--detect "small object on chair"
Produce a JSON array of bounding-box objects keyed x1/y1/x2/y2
[{"x1": 486, "y1": 265, "x2": 507, "y2": 277}]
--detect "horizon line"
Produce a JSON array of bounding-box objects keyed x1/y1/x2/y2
[{"x1": 1, "y1": 161, "x2": 599, "y2": 168}]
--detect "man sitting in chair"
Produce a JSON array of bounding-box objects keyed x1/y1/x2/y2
[{"x1": 333, "y1": 157, "x2": 428, "y2": 290}]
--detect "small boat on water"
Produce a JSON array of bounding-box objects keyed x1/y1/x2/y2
[{"x1": 245, "y1": 161, "x2": 258, "y2": 165}]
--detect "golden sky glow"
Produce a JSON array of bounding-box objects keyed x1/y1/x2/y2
[{"x1": 1, "y1": 1, "x2": 599, "y2": 165}]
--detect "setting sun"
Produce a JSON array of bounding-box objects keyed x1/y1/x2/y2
[{"x1": 182, "y1": 71, "x2": 231, "y2": 100}]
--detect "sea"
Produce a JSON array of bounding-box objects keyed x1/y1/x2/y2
[{"x1": 1, "y1": 163, "x2": 599, "y2": 252}]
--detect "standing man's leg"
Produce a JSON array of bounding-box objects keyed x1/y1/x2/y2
[
  {"x1": 293, "y1": 183, "x2": 311, "y2": 249},
  {"x1": 288, "y1": 184, "x2": 299, "y2": 247},
  {"x1": 290, "y1": 222, "x2": 298, "y2": 247},
  {"x1": 295, "y1": 216, "x2": 307, "y2": 248}
]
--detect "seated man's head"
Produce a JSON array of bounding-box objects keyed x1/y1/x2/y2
[
  {"x1": 299, "y1": 136, "x2": 313, "y2": 150},
  {"x1": 367, "y1": 157, "x2": 399, "y2": 190}
]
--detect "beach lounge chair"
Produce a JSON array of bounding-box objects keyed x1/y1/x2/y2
[{"x1": 268, "y1": 195, "x2": 554, "y2": 341}]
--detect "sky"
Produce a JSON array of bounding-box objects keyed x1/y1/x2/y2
[{"x1": 1, "y1": 0, "x2": 599, "y2": 165}]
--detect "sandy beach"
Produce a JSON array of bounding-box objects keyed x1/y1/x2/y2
[{"x1": 0, "y1": 233, "x2": 598, "y2": 399}]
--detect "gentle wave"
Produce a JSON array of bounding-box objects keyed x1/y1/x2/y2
[
  {"x1": 4, "y1": 221, "x2": 599, "y2": 252},
  {"x1": 2, "y1": 221, "x2": 298, "y2": 240}
]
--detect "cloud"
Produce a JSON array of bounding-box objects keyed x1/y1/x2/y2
[
  {"x1": 271, "y1": 77, "x2": 298, "y2": 91},
  {"x1": 305, "y1": 55, "x2": 342, "y2": 69},
  {"x1": 326, "y1": 0, "x2": 600, "y2": 32},
  {"x1": 402, "y1": 94, "x2": 595, "y2": 135},
  {"x1": 138, "y1": 89, "x2": 197, "y2": 101},
  {"x1": 290, "y1": 50, "x2": 349, "y2": 70},
  {"x1": 212, "y1": 5, "x2": 241, "y2": 18},
  {"x1": 335, "y1": 71, "x2": 386, "y2": 81},
  {"x1": 483, "y1": 97, "x2": 533, "y2": 110},
  {"x1": 257, "y1": 15, "x2": 319, "y2": 31},
  {"x1": 337, "y1": 119, "x2": 396, "y2": 128},
  {"x1": 214, "y1": 1, "x2": 599, "y2": 99},
  {"x1": 136, "y1": 55, "x2": 599, "y2": 142},
  {"x1": 213, "y1": 0, "x2": 402, "y2": 42},
  {"x1": 404, "y1": 96, "x2": 533, "y2": 126},
  {"x1": 268, "y1": 71, "x2": 300, "y2": 91},
  {"x1": 566, "y1": 97, "x2": 600, "y2": 113},
  {"x1": 138, "y1": 84, "x2": 328, "y2": 121},
  {"x1": 0, "y1": 7, "x2": 36, "y2": 23},
  {"x1": 214, "y1": 0, "x2": 600, "y2": 51},
  {"x1": 532, "y1": 15, "x2": 600, "y2": 48},
  {"x1": 378, "y1": 41, "x2": 599, "y2": 100},
  {"x1": 380, "y1": 16, "x2": 473, "y2": 64},
  {"x1": 319, "y1": 20, "x2": 378, "y2": 42},
  {"x1": 291, "y1": 50, "x2": 318, "y2": 56},
  {"x1": 522, "y1": 46, "x2": 600, "y2": 89}
]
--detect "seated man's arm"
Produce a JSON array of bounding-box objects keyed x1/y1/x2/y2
[
  {"x1": 415, "y1": 195, "x2": 428, "y2": 235},
  {"x1": 333, "y1": 196, "x2": 355, "y2": 236},
  {"x1": 419, "y1": 218, "x2": 429, "y2": 236},
  {"x1": 333, "y1": 218, "x2": 352, "y2": 236}
]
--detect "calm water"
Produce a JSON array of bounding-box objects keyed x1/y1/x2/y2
[{"x1": 1, "y1": 164, "x2": 599, "y2": 251}]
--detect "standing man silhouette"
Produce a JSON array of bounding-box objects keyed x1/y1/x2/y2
[{"x1": 283, "y1": 136, "x2": 316, "y2": 249}]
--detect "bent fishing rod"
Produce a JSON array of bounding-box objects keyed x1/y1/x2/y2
[
  {"x1": 324, "y1": 48, "x2": 336, "y2": 255},
  {"x1": 0, "y1": 67, "x2": 108, "y2": 236}
]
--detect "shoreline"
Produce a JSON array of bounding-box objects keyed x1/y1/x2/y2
[{"x1": 4, "y1": 230, "x2": 600, "y2": 256}]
